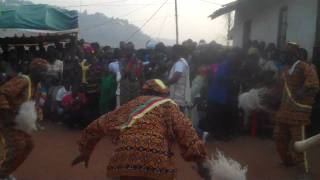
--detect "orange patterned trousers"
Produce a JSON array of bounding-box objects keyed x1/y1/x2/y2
[
  {"x1": 274, "y1": 123, "x2": 304, "y2": 166},
  {"x1": 0, "y1": 129, "x2": 34, "y2": 178}
]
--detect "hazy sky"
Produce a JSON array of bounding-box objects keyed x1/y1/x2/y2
[{"x1": 30, "y1": 0, "x2": 235, "y2": 44}]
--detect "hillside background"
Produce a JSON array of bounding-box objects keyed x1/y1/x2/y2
[{"x1": 0, "y1": 0, "x2": 175, "y2": 48}]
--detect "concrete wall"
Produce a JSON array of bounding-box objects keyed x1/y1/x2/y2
[{"x1": 233, "y1": 0, "x2": 318, "y2": 56}]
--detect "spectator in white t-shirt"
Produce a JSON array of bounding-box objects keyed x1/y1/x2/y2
[
  {"x1": 108, "y1": 49, "x2": 122, "y2": 108},
  {"x1": 108, "y1": 60, "x2": 121, "y2": 82},
  {"x1": 56, "y1": 83, "x2": 71, "y2": 115},
  {"x1": 168, "y1": 45, "x2": 191, "y2": 112},
  {"x1": 47, "y1": 46, "x2": 64, "y2": 80},
  {"x1": 56, "y1": 87, "x2": 67, "y2": 101}
]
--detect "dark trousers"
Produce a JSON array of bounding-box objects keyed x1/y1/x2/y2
[
  {"x1": 84, "y1": 93, "x2": 100, "y2": 125},
  {"x1": 62, "y1": 108, "x2": 86, "y2": 128},
  {"x1": 201, "y1": 102, "x2": 236, "y2": 137}
]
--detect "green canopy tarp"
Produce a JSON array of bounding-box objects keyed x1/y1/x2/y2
[{"x1": 0, "y1": 4, "x2": 78, "y2": 32}]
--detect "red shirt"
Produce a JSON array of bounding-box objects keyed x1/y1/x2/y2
[{"x1": 61, "y1": 93, "x2": 87, "y2": 110}]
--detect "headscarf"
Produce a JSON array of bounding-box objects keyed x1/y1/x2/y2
[
  {"x1": 248, "y1": 47, "x2": 259, "y2": 56},
  {"x1": 197, "y1": 66, "x2": 208, "y2": 76},
  {"x1": 83, "y1": 43, "x2": 95, "y2": 54},
  {"x1": 286, "y1": 41, "x2": 300, "y2": 55},
  {"x1": 287, "y1": 41, "x2": 299, "y2": 47},
  {"x1": 142, "y1": 79, "x2": 169, "y2": 95},
  {"x1": 30, "y1": 58, "x2": 49, "y2": 71}
]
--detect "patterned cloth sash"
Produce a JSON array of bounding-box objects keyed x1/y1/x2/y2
[
  {"x1": 120, "y1": 97, "x2": 176, "y2": 130},
  {"x1": 20, "y1": 74, "x2": 32, "y2": 101},
  {"x1": 284, "y1": 80, "x2": 312, "y2": 110}
]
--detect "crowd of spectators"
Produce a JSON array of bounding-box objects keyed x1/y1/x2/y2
[{"x1": 0, "y1": 38, "x2": 319, "y2": 140}]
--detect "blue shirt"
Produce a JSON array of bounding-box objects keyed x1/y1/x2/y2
[{"x1": 208, "y1": 61, "x2": 230, "y2": 104}]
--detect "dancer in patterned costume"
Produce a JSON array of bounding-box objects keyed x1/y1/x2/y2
[
  {"x1": 72, "y1": 79, "x2": 209, "y2": 180},
  {"x1": 0, "y1": 59, "x2": 49, "y2": 179},
  {"x1": 274, "y1": 43, "x2": 319, "y2": 170}
]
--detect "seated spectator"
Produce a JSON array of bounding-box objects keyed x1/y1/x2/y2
[
  {"x1": 48, "y1": 80, "x2": 69, "y2": 121},
  {"x1": 61, "y1": 88, "x2": 87, "y2": 128}
]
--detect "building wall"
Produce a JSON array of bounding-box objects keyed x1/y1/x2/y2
[{"x1": 233, "y1": 0, "x2": 318, "y2": 56}]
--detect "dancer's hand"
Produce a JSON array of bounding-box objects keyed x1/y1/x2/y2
[
  {"x1": 196, "y1": 160, "x2": 211, "y2": 180},
  {"x1": 71, "y1": 155, "x2": 89, "y2": 168}
]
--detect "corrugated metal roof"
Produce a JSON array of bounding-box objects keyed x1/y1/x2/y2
[{"x1": 209, "y1": 0, "x2": 241, "y2": 19}]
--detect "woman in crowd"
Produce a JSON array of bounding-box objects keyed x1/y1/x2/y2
[
  {"x1": 99, "y1": 67, "x2": 117, "y2": 115},
  {"x1": 61, "y1": 87, "x2": 87, "y2": 128}
]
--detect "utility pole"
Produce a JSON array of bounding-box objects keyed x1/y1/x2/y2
[
  {"x1": 227, "y1": 12, "x2": 231, "y2": 46},
  {"x1": 175, "y1": 0, "x2": 179, "y2": 44}
]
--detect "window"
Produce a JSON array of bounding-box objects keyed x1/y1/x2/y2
[
  {"x1": 243, "y1": 20, "x2": 252, "y2": 47},
  {"x1": 277, "y1": 6, "x2": 288, "y2": 48}
]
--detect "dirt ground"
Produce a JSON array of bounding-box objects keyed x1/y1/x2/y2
[{"x1": 13, "y1": 121, "x2": 320, "y2": 180}]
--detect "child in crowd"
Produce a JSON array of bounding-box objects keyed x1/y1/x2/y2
[{"x1": 61, "y1": 87, "x2": 87, "y2": 128}]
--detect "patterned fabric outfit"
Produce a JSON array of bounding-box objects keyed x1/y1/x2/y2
[
  {"x1": 274, "y1": 61, "x2": 319, "y2": 165},
  {"x1": 83, "y1": 62, "x2": 104, "y2": 124},
  {"x1": 120, "y1": 59, "x2": 142, "y2": 105},
  {"x1": 78, "y1": 95, "x2": 207, "y2": 180},
  {"x1": 0, "y1": 76, "x2": 34, "y2": 177}
]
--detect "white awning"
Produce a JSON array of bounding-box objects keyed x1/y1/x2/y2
[{"x1": 0, "y1": 28, "x2": 79, "y2": 38}]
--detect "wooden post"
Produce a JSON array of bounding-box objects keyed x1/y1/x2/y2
[{"x1": 175, "y1": 0, "x2": 179, "y2": 44}]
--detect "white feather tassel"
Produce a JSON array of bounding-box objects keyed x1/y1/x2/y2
[
  {"x1": 207, "y1": 151, "x2": 248, "y2": 180},
  {"x1": 14, "y1": 101, "x2": 38, "y2": 134},
  {"x1": 238, "y1": 88, "x2": 267, "y2": 112}
]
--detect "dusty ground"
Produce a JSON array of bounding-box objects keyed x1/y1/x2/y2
[{"x1": 13, "y1": 121, "x2": 320, "y2": 180}]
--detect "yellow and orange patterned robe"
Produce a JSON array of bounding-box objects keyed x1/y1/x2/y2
[
  {"x1": 276, "y1": 61, "x2": 319, "y2": 125},
  {"x1": 0, "y1": 76, "x2": 34, "y2": 177},
  {"x1": 78, "y1": 96, "x2": 207, "y2": 180},
  {"x1": 274, "y1": 61, "x2": 319, "y2": 165}
]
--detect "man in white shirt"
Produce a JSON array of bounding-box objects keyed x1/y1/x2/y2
[
  {"x1": 108, "y1": 49, "x2": 122, "y2": 108},
  {"x1": 56, "y1": 86, "x2": 69, "y2": 102},
  {"x1": 168, "y1": 45, "x2": 191, "y2": 112},
  {"x1": 108, "y1": 61, "x2": 121, "y2": 82}
]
